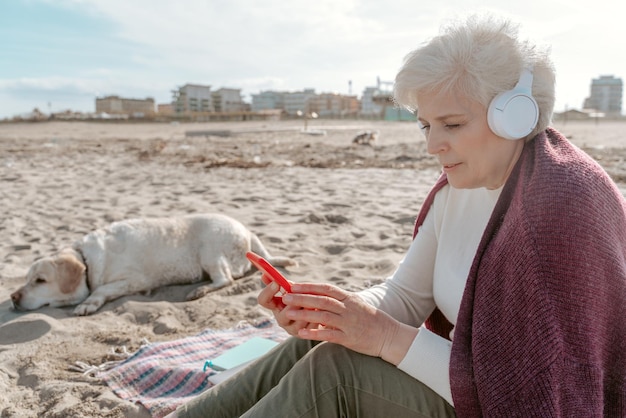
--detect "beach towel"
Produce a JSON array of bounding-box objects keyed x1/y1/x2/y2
[{"x1": 98, "y1": 319, "x2": 288, "y2": 417}]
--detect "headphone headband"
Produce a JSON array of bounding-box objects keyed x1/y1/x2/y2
[{"x1": 515, "y1": 67, "x2": 534, "y2": 92}]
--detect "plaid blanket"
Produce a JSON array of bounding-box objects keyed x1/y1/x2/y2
[{"x1": 100, "y1": 319, "x2": 288, "y2": 417}]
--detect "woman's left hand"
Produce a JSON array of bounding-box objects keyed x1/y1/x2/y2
[{"x1": 282, "y1": 282, "x2": 401, "y2": 359}]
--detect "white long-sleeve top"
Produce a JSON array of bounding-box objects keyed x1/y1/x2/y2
[{"x1": 359, "y1": 184, "x2": 502, "y2": 405}]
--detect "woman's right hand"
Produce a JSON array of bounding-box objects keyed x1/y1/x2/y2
[{"x1": 257, "y1": 274, "x2": 314, "y2": 336}]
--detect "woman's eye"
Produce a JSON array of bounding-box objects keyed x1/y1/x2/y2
[
  {"x1": 417, "y1": 121, "x2": 430, "y2": 131},
  {"x1": 445, "y1": 124, "x2": 460, "y2": 129}
]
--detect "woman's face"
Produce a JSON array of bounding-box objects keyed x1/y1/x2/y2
[{"x1": 416, "y1": 90, "x2": 525, "y2": 190}]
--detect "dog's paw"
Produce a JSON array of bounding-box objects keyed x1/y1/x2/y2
[
  {"x1": 73, "y1": 300, "x2": 102, "y2": 316},
  {"x1": 185, "y1": 285, "x2": 219, "y2": 301},
  {"x1": 185, "y1": 287, "x2": 207, "y2": 301}
]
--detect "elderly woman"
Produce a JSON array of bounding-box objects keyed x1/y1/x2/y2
[{"x1": 173, "y1": 14, "x2": 626, "y2": 418}]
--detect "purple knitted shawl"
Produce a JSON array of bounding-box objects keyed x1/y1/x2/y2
[{"x1": 413, "y1": 128, "x2": 626, "y2": 417}]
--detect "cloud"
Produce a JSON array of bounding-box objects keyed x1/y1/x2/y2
[
  {"x1": 43, "y1": 0, "x2": 435, "y2": 91},
  {"x1": 3, "y1": 0, "x2": 624, "y2": 117},
  {"x1": 0, "y1": 74, "x2": 171, "y2": 99}
]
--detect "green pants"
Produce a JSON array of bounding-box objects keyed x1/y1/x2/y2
[{"x1": 177, "y1": 337, "x2": 456, "y2": 418}]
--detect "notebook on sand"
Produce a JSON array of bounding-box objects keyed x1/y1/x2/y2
[{"x1": 207, "y1": 337, "x2": 279, "y2": 372}]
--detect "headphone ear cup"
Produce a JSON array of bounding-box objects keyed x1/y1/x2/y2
[{"x1": 487, "y1": 90, "x2": 539, "y2": 140}]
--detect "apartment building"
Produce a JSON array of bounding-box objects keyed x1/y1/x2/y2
[
  {"x1": 95, "y1": 96, "x2": 155, "y2": 116},
  {"x1": 212, "y1": 88, "x2": 246, "y2": 112},
  {"x1": 283, "y1": 89, "x2": 316, "y2": 115},
  {"x1": 166, "y1": 77, "x2": 404, "y2": 119},
  {"x1": 309, "y1": 92, "x2": 360, "y2": 117},
  {"x1": 251, "y1": 91, "x2": 286, "y2": 111},
  {"x1": 583, "y1": 75, "x2": 623, "y2": 115},
  {"x1": 360, "y1": 87, "x2": 384, "y2": 117},
  {"x1": 172, "y1": 84, "x2": 213, "y2": 114},
  {"x1": 157, "y1": 103, "x2": 174, "y2": 115},
  {"x1": 252, "y1": 89, "x2": 359, "y2": 117}
]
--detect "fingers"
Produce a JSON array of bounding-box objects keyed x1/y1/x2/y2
[
  {"x1": 273, "y1": 305, "x2": 295, "y2": 327},
  {"x1": 283, "y1": 292, "x2": 345, "y2": 314},
  {"x1": 285, "y1": 305, "x2": 337, "y2": 327},
  {"x1": 258, "y1": 282, "x2": 282, "y2": 309},
  {"x1": 258, "y1": 281, "x2": 311, "y2": 336},
  {"x1": 260, "y1": 273, "x2": 273, "y2": 286},
  {"x1": 261, "y1": 273, "x2": 292, "y2": 295},
  {"x1": 291, "y1": 283, "x2": 348, "y2": 301},
  {"x1": 275, "y1": 306, "x2": 319, "y2": 337},
  {"x1": 258, "y1": 280, "x2": 351, "y2": 338},
  {"x1": 275, "y1": 306, "x2": 308, "y2": 329},
  {"x1": 279, "y1": 285, "x2": 351, "y2": 330},
  {"x1": 298, "y1": 326, "x2": 343, "y2": 342}
]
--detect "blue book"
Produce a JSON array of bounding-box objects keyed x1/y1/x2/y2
[{"x1": 206, "y1": 337, "x2": 279, "y2": 372}]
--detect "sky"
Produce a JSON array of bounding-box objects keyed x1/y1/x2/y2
[{"x1": 1, "y1": 0, "x2": 625, "y2": 119}]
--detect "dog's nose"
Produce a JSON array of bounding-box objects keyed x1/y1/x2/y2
[{"x1": 10, "y1": 291, "x2": 21, "y2": 304}]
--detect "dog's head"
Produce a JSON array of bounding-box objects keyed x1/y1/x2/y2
[{"x1": 11, "y1": 248, "x2": 89, "y2": 311}]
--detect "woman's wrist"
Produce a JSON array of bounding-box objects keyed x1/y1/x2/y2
[{"x1": 379, "y1": 321, "x2": 419, "y2": 366}]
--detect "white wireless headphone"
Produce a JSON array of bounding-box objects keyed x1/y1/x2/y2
[{"x1": 487, "y1": 67, "x2": 539, "y2": 140}]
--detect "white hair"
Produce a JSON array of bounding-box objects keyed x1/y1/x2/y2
[{"x1": 394, "y1": 14, "x2": 556, "y2": 138}]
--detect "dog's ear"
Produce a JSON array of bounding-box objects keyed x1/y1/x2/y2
[{"x1": 55, "y1": 254, "x2": 86, "y2": 294}]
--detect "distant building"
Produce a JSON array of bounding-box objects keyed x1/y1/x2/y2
[
  {"x1": 361, "y1": 77, "x2": 400, "y2": 118},
  {"x1": 212, "y1": 88, "x2": 246, "y2": 112},
  {"x1": 309, "y1": 92, "x2": 360, "y2": 117},
  {"x1": 583, "y1": 75, "x2": 623, "y2": 116},
  {"x1": 251, "y1": 91, "x2": 286, "y2": 112},
  {"x1": 29, "y1": 108, "x2": 46, "y2": 120},
  {"x1": 360, "y1": 87, "x2": 384, "y2": 117},
  {"x1": 251, "y1": 90, "x2": 357, "y2": 117},
  {"x1": 95, "y1": 95, "x2": 155, "y2": 116},
  {"x1": 172, "y1": 84, "x2": 213, "y2": 114},
  {"x1": 361, "y1": 77, "x2": 413, "y2": 121},
  {"x1": 157, "y1": 103, "x2": 174, "y2": 115},
  {"x1": 553, "y1": 108, "x2": 594, "y2": 122},
  {"x1": 283, "y1": 89, "x2": 316, "y2": 115}
]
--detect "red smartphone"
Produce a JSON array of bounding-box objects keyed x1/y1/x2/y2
[{"x1": 246, "y1": 251, "x2": 292, "y2": 294}]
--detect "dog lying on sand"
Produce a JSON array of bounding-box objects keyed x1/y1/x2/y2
[{"x1": 10, "y1": 213, "x2": 296, "y2": 315}]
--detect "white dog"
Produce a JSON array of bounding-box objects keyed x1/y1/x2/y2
[{"x1": 10, "y1": 213, "x2": 296, "y2": 315}]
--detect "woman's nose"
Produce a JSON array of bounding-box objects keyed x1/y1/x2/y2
[{"x1": 426, "y1": 129, "x2": 447, "y2": 155}]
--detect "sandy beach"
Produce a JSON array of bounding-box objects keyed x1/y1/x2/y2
[{"x1": 0, "y1": 119, "x2": 624, "y2": 417}]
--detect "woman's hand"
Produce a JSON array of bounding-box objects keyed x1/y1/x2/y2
[
  {"x1": 257, "y1": 274, "x2": 317, "y2": 336},
  {"x1": 281, "y1": 282, "x2": 418, "y2": 363}
]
